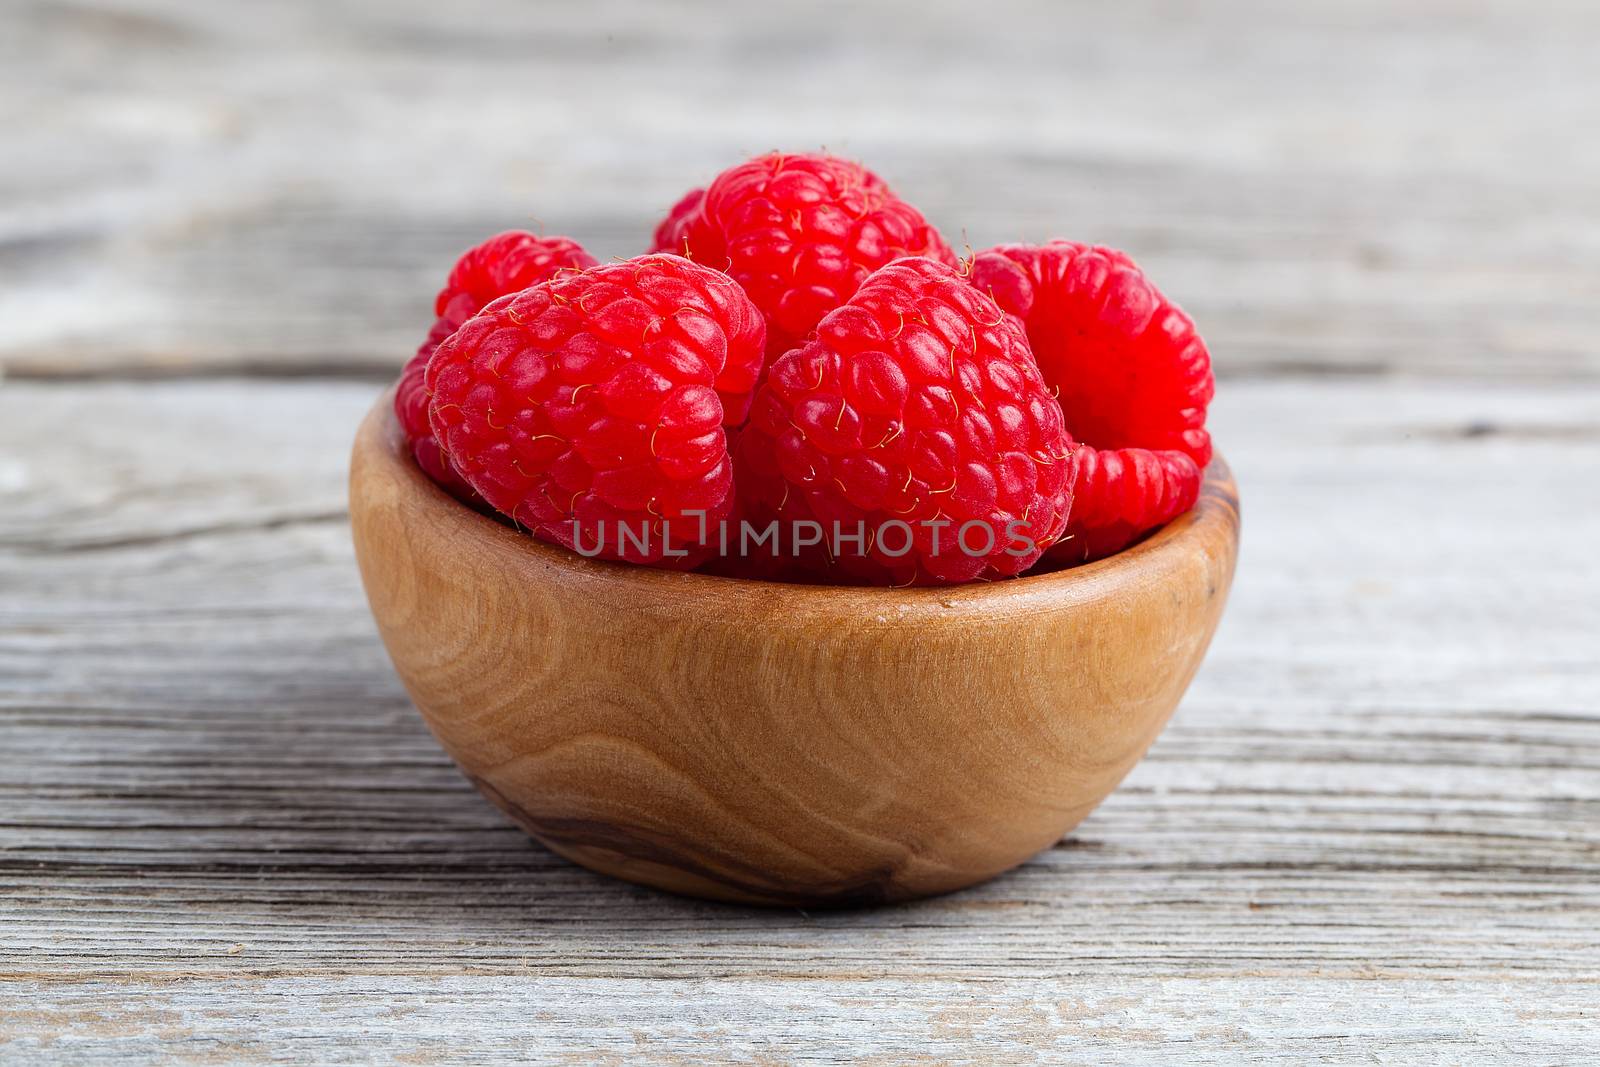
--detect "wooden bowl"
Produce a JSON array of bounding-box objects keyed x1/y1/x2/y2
[{"x1": 350, "y1": 396, "x2": 1239, "y2": 906}]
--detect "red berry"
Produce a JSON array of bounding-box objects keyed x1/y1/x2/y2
[
  {"x1": 426, "y1": 254, "x2": 766, "y2": 567},
  {"x1": 396, "y1": 231, "x2": 598, "y2": 502},
  {"x1": 396, "y1": 319, "x2": 479, "y2": 500},
  {"x1": 971, "y1": 242, "x2": 1214, "y2": 562},
  {"x1": 652, "y1": 188, "x2": 704, "y2": 256},
  {"x1": 651, "y1": 152, "x2": 957, "y2": 363},
  {"x1": 735, "y1": 257, "x2": 1075, "y2": 586},
  {"x1": 435, "y1": 231, "x2": 598, "y2": 327}
]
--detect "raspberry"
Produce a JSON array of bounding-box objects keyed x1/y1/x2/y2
[
  {"x1": 651, "y1": 152, "x2": 957, "y2": 363},
  {"x1": 652, "y1": 188, "x2": 704, "y2": 257},
  {"x1": 426, "y1": 254, "x2": 766, "y2": 567},
  {"x1": 971, "y1": 242, "x2": 1214, "y2": 562},
  {"x1": 396, "y1": 231, "x2": 598, "y2": 501},
  {"x1": 734, "y1": 257, "x2": 1075, "y2": 586},
  {"x1": 396, "y1": 318, "x2": 478, "y2": 500},
  {"x1": 434, "y1": 231, "x2": 598, "y2": 328}
]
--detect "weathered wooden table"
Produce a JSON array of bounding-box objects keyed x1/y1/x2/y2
[{"x1": 4, "y1": 2, "x2": 1597, "y2": 1062}]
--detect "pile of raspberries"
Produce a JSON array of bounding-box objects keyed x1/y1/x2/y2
[{"x1": 395, "y1": 152, "x2": 1213, "y2": 587}]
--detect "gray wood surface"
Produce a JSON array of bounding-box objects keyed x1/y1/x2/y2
[
  {"x1": 3, "y1": 0, "x2": 1599, "y2": 1062},
  {"x1": 3, "y1": 380, "x2": 1597, "y2": 1062},
  {"x1": 6, "y1": 0, "x2": 1600, "y2": 382}
]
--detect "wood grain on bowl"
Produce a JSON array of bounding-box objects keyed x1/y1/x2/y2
[{"x1": 349, "y1": 395, "x2": 1239, "y2": 905}]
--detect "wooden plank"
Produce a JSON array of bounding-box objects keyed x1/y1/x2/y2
[
  {"x1": 5, "y1": 0, "x2": 1600, "y2": 380},
  {"x1": 1, "y1": 378, "x2": 1597, "y2": 1060},
  {"x1": 3, "y1": 976, "x2": 1598, "y2": 1065}
]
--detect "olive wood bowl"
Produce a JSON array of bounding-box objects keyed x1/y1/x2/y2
[{"x1": 350, "y1": 395, "x2": 1239, "y2": 906}]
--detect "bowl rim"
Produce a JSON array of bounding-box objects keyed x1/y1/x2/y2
[{"x1": 353, "y1": 392, "x2": 1239, "y2": 619}]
